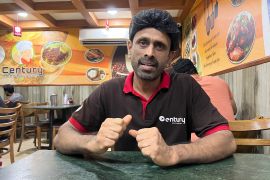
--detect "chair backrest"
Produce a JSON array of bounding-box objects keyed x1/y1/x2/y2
[
  {"x1": 0, "y1": 104, "x2": 20, "y2": 162},
  {"x1": 0, "y1": 114, "x2": 17, "y2": 138},
  {"x1": 229, "y1": 118, "x2": 270, "y2": 146},
  {"x1": 0, "y1": 103, "x2": 21, "y2": 122}
]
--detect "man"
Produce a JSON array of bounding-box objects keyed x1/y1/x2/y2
[
  {"x1": 171, "y1": 58, "x2": 237, "y2": 120},
  {"x1": 171, "y1": 58, "x2": 237, "y2": 141},
  {"x1": 3, "y1": 84, "x2": 23, "y2": 107},
  {"x1": 54, "y1": 9, "x2": 236, "y2": 166}
]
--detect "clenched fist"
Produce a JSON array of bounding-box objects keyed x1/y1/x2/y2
[
  {"x1": 129, "y1": 127, "x2": 177, "y2": 166},
  {"x1": 89, "y1": 115, "x2": 132, "y2": 154}
]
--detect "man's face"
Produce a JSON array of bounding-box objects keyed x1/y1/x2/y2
[{"x1": 128, "y1": 28, "x2": 173, "y2": 81}]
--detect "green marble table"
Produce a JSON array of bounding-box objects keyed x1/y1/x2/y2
[{"x1": 0, "y1": 150, "x2": 270, "y2": 180}]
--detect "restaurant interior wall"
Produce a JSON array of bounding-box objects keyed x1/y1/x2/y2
[
  {"x1": 181, "y1": 0, "x2": 270, "y2": 76},
  {"x1": 0, "y1": 29, "x2": 129, "y2": 85}
]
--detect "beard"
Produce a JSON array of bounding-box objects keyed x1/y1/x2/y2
[{"x1": 131, "y1": 56, "x2": 166, "y2": 81}]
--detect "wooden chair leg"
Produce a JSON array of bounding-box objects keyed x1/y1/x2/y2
[
  {"x1": 37, "y1": 126, "x2": 41, "y2": 150},
  {"x1": 17, "y1": 119, "x2": 25, "y2": 152},
  {"x1": 10, "y1": 134, "x2": 15, "y2": 163},
  {"x1": 52, "y1": 126, "x2": 59, "y2": 150},
  {"x1": 10, "y1": 143, "x2": 15, "y2": 163}
]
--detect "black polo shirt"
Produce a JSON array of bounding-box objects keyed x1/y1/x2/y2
[{"x1": 70, "y1": 72, "x2": 228, "y2": 151}]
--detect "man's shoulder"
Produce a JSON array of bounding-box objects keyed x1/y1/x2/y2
[
  {"x1": 100, "y1": 76, "x2": 126, "y2": 90},
  {"x1": 170, "y1": 73, "x2": 196, "y2": 83}
]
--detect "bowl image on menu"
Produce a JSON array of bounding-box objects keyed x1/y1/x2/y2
[
  {"x1": 231, "y1": 0, "x2": 245, "y2": 7},
  {"x1": 191, "y1": 31, "x2": 197, "y2": 50},
  {"x1": 40, "y1": 41, "x2": 72, "y2": 72},
  {"x1": 11, "y1": 40, "x2": 34, "y2": 65},
  {"x1": 185, "y1": 40, "x2": 191, "y2": 58},
  {"x1": 0, "y1": 46, "x2": 5, "y2": 64},
  {"x1": 86, "y1": 68, "x2": 106, "y2": 81},
  {"x1": 191, "y1": 51, "x2": 199, "y2": 68},
  {"x1": 226, "y1": 11, "x2": 255, "y2": 64},
  {"x1": 84, "y1": 49, "x2": 104, "y2": 63}
]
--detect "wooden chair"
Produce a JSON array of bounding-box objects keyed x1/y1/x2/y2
[
  {"x1": 17, "y1": 102, "x2": 50, "y2": 152},
  {"x1": 0, "y1": 104, "x2": 21, "y2": 163},
  {"x1": 229, "y1": 118, "x2": 270, "y2": 148},
  {"x1": 51, "y1": 125, "x2": 60, "y2": 150}
]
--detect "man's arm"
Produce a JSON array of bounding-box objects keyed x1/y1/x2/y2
[
  {"x1": 54, "y1": 115, "x2": 132, "y2": 155},
  {"x1": 129, "y1": 128, "x2": 236, "y2": 166},
  {"x1": 172, "y1": 130, "x2": 236, "y2": 164}
]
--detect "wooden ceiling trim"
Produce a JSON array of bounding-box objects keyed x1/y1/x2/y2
[
  {"x1": 179, "y1": 0, "x2": 196, "y2": 23},
  {"x1": 84, "y1": 0, "x2": 129, "y2": 10},
  {"x1": 128, "y1": 0, "x2": 139, "y2": 16},
  {"x1": 98, "y1": 18, "x2": 131, "y2": 27},
  {"x1": 71, "y1": 0, "x2": 98, "y2": 27},
  {"x1": 56, "y1": 20, "x2": 89, "y2": 27},
  {"x1": 34, "y1": 2, "x2": 77, "y2": 13},
  {"x1": 139, "y1": 0, "x2": 185, "y2": 9},
  {"x1": 14, "y1": 0, "x2": 57, "y2": 27},
  {"x1": 19, "y1": 20, "x2": 49, "y2": 28},
  {"x1": 0, "y1": 3, "x2": 23, "y2": 14},
  {"x1": 0, "y1": 15, "x2": 14, "y2": 28}
]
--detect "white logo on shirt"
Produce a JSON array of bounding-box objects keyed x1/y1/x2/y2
[{"x1": 159, "y1": 116, "x2": 185, "y2": 125}]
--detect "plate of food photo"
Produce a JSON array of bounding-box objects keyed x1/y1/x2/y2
[
  {"x1": 40, "y1": 41, "x2": 72, "y2": 72},
  {"x1": 86, "y1": 68, "x2": 106, "y2": 82},
  {"x1": 226, "y1": 11, "x2": 255, "y2": 64},
  {"x1": 231, "y1": 0, "x2": 245, "y2": 7},
  {"x1": 0, "y1": 46, "x2": 5, "y2": 64},
  {"x1": 84, "y1": 48, "x2": 104, "y2": 63}
]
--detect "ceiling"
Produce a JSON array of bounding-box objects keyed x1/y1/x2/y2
[{"x1": 0, "y1": 0, "x2": 196, "y2": 30}]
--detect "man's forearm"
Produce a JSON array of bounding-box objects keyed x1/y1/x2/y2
[
  {"x1": 171, "y1": 130, "x2": 236, "y2": 164},
  {"x1": 54, "y1": 122, "x2": 96, "y2": 155}
]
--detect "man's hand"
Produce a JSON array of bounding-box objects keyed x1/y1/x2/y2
[
  {"x1": 129, "y1": 127, "x2": 177, "y2": 166},
  {"x1": 89, "y1": 115, "x2": 132, "y2": 154}
]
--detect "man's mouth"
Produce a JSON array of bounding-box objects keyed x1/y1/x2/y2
[{"x1": 139, "y1": 62, "x2": 157, "y2": 71}]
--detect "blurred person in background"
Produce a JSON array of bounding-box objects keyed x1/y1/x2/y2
[
  {"x1": 171, "y1": 58, "x2": 237, "y2": 141},
  {"x1": 3, "y1": 84, "x2": 23, "y2": 108}
]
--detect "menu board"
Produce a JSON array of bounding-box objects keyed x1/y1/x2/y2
[
  {"x1": 0, "y1": 29, "x2": 129, "y2": 85},
  {"x1": 182, "y1": 0, "x2": 268, "y2": 75}
]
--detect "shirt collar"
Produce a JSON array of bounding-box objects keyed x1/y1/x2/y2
[{"x1": 123, "y1": 71, "x2": 171, "y2": 93}]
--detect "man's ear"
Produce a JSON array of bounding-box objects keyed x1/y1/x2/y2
[{"x1": 127, "y1": 40, "x2": 132, "y2": 51}]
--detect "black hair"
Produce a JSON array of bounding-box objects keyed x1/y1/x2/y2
[
  {"x1": 172, "y1": 58, "x2": 198, "y2": 74},
  {"x1": 129, "y1": 9, "x2": 181, "y2": 51},
  {"x1": 3, "y1": 84, "x2": 14, "y2": 94}
]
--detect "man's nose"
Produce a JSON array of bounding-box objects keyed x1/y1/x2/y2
[{"x1": 144, "y1": 45, "x2": 154, "y2": 57}]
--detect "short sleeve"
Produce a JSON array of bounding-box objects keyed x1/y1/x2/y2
[{"x1": 70, "y1": 84, "x2": 106, "y2": 132}]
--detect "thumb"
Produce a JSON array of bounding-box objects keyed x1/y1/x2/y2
[
  {"x1": 123, "y1": 114, "x2": 132, "y2": 126},
  {"x1": 129, "y1": 129, "x2": 138, "y2": 138}
]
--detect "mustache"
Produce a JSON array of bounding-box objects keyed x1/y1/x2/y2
[{"x1": 138, "y1": 56, "x2": 158, "y2": 67}]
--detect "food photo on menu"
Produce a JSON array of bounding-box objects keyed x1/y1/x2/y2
[{"x1": 226, "y1": 11, "x2": 255, "y2": 63}]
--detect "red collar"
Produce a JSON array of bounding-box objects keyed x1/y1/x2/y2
[{"x1": 123, "y1": 71, "x2": 170, "y2": 94}]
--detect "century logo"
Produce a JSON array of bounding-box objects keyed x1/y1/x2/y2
[{"x1": 159, "y1": 116, "x2": 186, "y2": 125}]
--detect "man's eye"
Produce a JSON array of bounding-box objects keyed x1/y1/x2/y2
[
  {"x1": 139, "y1": 40, "x2": 148, "y2": 47},
  {"x1": 155, "y1": 43, "x2": 165, "y2": 51}
]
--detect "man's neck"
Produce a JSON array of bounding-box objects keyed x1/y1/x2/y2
[{"x1": 133, "y1": 74, "x2": 161, "y2": 100}]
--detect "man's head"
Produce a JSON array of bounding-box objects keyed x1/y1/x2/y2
[
  {"x1": 3, "y1": 84, "x2": 14, "y2": 96},
  {"x1": 128, "y1": 9, "x2": 181, "y2": 81},
  {"x1": 173, "y1": 58, "x2": 198, "y2": 75}
]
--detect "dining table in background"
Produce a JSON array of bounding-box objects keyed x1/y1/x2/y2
[
  {"x1": 24, "y1": 104, "x2": 80, "y2": 149},
  {"x1": 0, "y1": 151, "x2": 269, "y2": 180}
]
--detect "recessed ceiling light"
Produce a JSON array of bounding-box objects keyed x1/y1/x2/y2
[
  {"x1": 18, "y1": 12, "x2": 28, "y2": 17},
  {"x1": 107, "y1": 10, "x2": 117, "y2": 15}
]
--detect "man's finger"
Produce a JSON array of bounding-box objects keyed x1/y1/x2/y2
[
  {"x1": 129, "y1": 129, "x2": 138, "y2": 138},
  {"x1": 123, "y1": 114, "x2": 132, "y2": 126}
]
